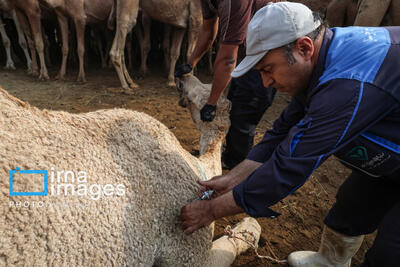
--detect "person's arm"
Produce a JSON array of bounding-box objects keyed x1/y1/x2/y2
[
  {"x1": 233, "y1": 80, "x2": 400, "y2": 217},
  {"x1": 180, "y1": 94, "x2": 306, "y2": 234},
  {"x1": 206, "y1": 44, "x2": 238, "y2": 105},
  {"x1": 180, "y1": 191, "x2": 242, "y2": 235},
  {"x1": 188, "y1": 17, "x2": 219, "y2": 68}
]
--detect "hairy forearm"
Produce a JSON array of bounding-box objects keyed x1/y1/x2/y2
[
  {"x1": 188, "y1": 19, "x2": 218, "y2": 67},
  {"x1": 207, "y1": 44, "x2": 238, "y2": 105},
  {"x1": 226, "y1": 159, "x2": 263, "y2": 187},
  {"x1": 210, "y1": 191, "x2": 243, "y2": 219}
]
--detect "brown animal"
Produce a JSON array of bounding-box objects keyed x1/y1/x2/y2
[
  {"x1": 109, "y1": 0, "x2": 202, "y2": 93},
  {"x1": 42, "y1": 0, "x2": 113, "y2": 82},
  {"x1": 326, "y1": 0, "x2": 400, "y2": 27},
  {"x1": 354, "y1": 0, "x2": 400, "y2": 26},
  {"x1": 9, "y1": 0, "x2": 49, "y2": 79},
  {"x1": 0, "y1": 1, "x2": 33, "y2": 71}
]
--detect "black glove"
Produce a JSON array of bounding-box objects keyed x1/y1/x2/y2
[
  {"x1": 174, "y1": 63, "x2": 193, "y2": 77},
  {"x1": 200, "y1": 104, "x2": 217, "y2": 122}
]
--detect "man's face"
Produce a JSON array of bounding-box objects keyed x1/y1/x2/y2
[{"x1": 255, "y1": 37, "x2": 315, "y2": 96}]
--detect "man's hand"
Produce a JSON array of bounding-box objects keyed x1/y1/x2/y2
[
  {"x1": 180, "y1": 200, "x2": 215, "y2": 235},
  {"x1": 174, "y1": 63, "x2": 193, "y2": 77},
  {"x1": 200, "y1": 104, "x2": 217, "y2": 122},
  {"x1": 197, "y1": 175, "x2": 235, "y2": 199}
]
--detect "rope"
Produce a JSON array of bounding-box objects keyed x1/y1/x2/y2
[{"x1": 224, "y1": 225, "x2": 288, "y2": 265}]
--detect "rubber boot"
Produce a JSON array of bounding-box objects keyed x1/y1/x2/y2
[{"x1": 288, "y1": 226, "x2": 364, "y2": 267}]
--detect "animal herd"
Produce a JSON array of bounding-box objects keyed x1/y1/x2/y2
[
  {"x1": 0, "y1": 0, "x2": 398, "y2": 94},
  {"x1": 0, "y1": 0, "x2": 203, "y2": 93}
]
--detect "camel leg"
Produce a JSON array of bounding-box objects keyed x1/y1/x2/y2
[
  {"x1": 15, "y1": 9, "x2": 38, "y2": 76},
  {"x1": 25, "y1": 7, "x2": 49, "y2": 80},
  {"x1": 55, "y1": 10, "x2": 69, "y2": 80},
  {"x1": 167, "y1": 27, "x2": 185, "y2": 87},
  {"x1": 95, "y1": 29, "x2": 108, "y2": 69},
  {"x1": 326, "y1": 0, "x2": 349, "y2": 27},
  {"x1": 126, "y1": 31, "x2": 133, "y2": 70},
  {"x1": 110, "y1": 0, "x2": 139, "y2": 92},
  {"x1": 12, "y1": 11, "x2": 32, "y2": 72},
  {"x1": 138, "y1": 11, "x2": 151, "y2": 76},
  {"x1": 42, "y1": 27, "x2": 52, "y2": 68},
  {"x1": 388, "y1": 0, "x2": 400, "y2": 26},
  {"x1": 162, "y1": 24, "x2": 171, "y2": 73},
  {"x1": 74, "y1": 17, "x2": 86, "y2": 82},
  {"x1": 209, "y1": 217, "x2": 261, "y2": 267},
  {"x1": 0, "y1": 16, "x2": 16, "y2": 70},
  {"x1": 354, "y1": 0, "x2": 391, "y2": 26}
]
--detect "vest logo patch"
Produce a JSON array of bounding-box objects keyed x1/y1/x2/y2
[{"x1": 346, "y1": 146, "x2": 368, "y2": 161}]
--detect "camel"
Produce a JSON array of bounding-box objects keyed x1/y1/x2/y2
[
  {"x1": 354, "y1": 0, "x2": 400, "y2": 26},
  {"x1": 42, "y1": 0, "x2": 113, "y2": 82},
  {"x1": 0, "y1": 74, "x2": 261, "y2": 266},
  {"x1": 0, "y1": 3, "x2": 32, "y2": 71},
  {"x1": 9, "y1": 0, "x2": 50, "y2": 79},
  {"x1": 326, "y1": 0, "x2": 358, "y2": 27},
  {"x1": 109, "y1": 0, "x2": 202, "y2": 93},
  {"x1": 326, "y1": 0, "x2": 400, "y2": 27},
  {"x1": 134, "y1": 8, "x2": 202, "y2": 87}
]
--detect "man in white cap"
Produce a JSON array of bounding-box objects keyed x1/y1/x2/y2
[{"x1": 180, "y1": 2, "x2": 400, "y2": 266}]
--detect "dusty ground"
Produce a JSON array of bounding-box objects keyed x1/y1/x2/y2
[{"x1": 0, "y1": 0, "x2": 377, "y2": 265}]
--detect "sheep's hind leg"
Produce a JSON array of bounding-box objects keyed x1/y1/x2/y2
[{"x1": 208, "y1": 217, "x2": 261, "y2": 267}]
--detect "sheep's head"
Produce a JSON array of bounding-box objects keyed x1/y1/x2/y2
[{"x1": 176, "y1": 75, "x2": 231, "y2": 134}]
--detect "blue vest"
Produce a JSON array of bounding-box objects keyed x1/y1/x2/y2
[{"x1": 323, "y1": 27, "x2": 400, "y2": 177}]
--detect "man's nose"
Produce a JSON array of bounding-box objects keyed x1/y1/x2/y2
[{"x1": 261, "y1": 75, "x2": 274, "y2": 88}]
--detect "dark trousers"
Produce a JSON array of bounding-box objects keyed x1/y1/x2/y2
[
  {"x1": 324, "y1": 171, "x2": 400, "y2": 266},
  {"x1": 223, "y1": 69, "x2": 276, "y2": 169}
]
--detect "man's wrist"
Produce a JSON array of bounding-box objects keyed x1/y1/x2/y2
[{"x1": 209, "y1": 191, "x2": 243, "y2": 220}]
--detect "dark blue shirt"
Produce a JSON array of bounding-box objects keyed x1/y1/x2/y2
[{"x1": 232, "y1": 27, "x2": 400, "y2": 218}]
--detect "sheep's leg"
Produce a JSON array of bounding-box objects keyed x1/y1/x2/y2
[
  {"x1": 55, "y1": 10, "x2": 69, "y2": 80},
  {"x1": 12, "y1": 10, "x2": 32, "y2": 71},
  {"x1": 208, "y1": 217, "x2": 261, "y2": 267},
  {"x1": 167, "y1": 27, "x2": 185, "y2": 87},
  {"x1": 110, "y1": 0, "x2": 139, "y2": 92},
  {"x1": 0, "y1": 16, "x2": 16, "y2": 70},
  {"x1": 354, "y1": 0, "x2": 391, "y2": 26}
]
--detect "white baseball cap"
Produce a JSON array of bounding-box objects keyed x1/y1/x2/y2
[{"x1": 231, "y1": 2, "x2": 321, "y2": 78}]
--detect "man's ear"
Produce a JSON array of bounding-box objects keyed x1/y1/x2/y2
[{"x1": 295, "y1": 37, "x2": 314, "y2": 60}]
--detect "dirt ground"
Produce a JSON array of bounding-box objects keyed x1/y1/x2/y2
[{"x1": 0, "y1": 0, "x2": 377, "y2": 265}]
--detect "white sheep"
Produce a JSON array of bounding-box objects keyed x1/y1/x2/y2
[{"x1": 0, "y1": 75, "x2": 261, "y2": 266}]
